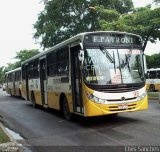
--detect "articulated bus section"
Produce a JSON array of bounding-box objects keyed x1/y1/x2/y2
[{"x1": 5, "y1": 67, "x2": 22, "y2": 97}]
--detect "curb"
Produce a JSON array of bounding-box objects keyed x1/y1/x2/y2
[{"x1": 0, "y1": 122, "x2": 22, "y2": 152}]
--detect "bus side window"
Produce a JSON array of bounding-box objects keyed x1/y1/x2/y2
[
  {"x1": 22, "y1": 66, "x2": 26, "y2": 80},
  {"x1": 157, "y1": 70, "x2": 160, "y2": 78},
  {"x1": 47, "y1": 51, "x2": 57, "y2": 76},
  {"x1": 150, "y1": 71, "x2": 156, "y2": 79},
  {"x1": 34, "y1": 59, "x2": 39, "y2": 78},
  {"x1": 57, "y1": 47, "x2": 69, "y2": 75}
]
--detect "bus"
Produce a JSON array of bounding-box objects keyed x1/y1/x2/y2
[
  {"x1": 5, "y1": 67, "x2": 22, "y2": 97},
  {"x1": 21, "y1": 31, "x2": 148, "y2": 120},
  {"x1": 146, "y1": 68, "x2": 160, "y2": 92}
]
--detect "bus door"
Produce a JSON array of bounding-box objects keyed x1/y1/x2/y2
[
  {"x1": 24, "y1": 64, "x2": 29, "y2": 100},
  {"x1": 39, "y1": 57, "x2": 48, "y2": 106},
  {"x1": 70, "y1": 46, "x2": 84, "y2": 114},
  {"x1": 13, "y1": 73, "x2": 16, "y2": 95}
]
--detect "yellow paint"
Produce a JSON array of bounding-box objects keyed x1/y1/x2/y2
[
  {"x1": 47, "y1": 91, "x2": 60, "y2": 110},
  {"x1": 33, "y1": 90, "x2": 42, "y2": 105},
  {"x1": 47, "y1": 91, "x2": 73, "y2": 112},
  {"x1": 66, "y1": 93, "x2": 73, "y2": 113}
]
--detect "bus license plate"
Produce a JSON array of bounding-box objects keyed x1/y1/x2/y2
[{"x1": 118, "y1": 104, "x2": 128, "y2": 110}]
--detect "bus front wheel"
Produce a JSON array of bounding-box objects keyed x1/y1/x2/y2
[{"x1": 62, "y1": 97, "x2": 71, "y2": 120}]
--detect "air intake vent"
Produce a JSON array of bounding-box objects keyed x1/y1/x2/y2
[{"x1": 96, "y1": 85, "x2": 142, "y2": 93}]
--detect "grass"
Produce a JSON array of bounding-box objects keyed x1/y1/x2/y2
[
  {"x1": 0, "y1": 127, "x2": 10, "y2": 143},
  {"x1": 148, "y1": 92, "x2": 160, "y2": 99}
]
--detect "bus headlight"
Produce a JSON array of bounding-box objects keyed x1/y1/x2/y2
[
  {"x1": 86, "y1": 91, "x2": 107, "y2": 104},
  {"x1": 137, "y1": 91, "x2": 147, "y2": 101}
]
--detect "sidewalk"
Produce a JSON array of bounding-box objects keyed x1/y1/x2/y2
[{"x1": 0, "y1": 122, "x2": 22, "y2": 152}]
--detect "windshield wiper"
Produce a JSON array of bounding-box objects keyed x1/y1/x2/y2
[
  {"x1": 99, "y1": 46, "x2": 115, "y2": 63},
  {"x1": 125, "y1": 54, "x2": 131, "y2": 71},
  {"x1": 100, "y1": 46, "x2": 117, "y2": 74}
]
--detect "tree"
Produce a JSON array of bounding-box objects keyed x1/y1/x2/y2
[
  {"x1": 154, "y1": 0, "x2": 160, "y2": 3},
  {"x1": 0, "y1": 49, "x2": 40, "y2": 84},
  {"x1": 99, "y1": 6, "x2": 160, "y2": 51},
  {"x1": 0, "y1": 67, "x2": 4, "y2": 84},
  {"x1": 14, "y1": 49, "x2": 40, "y2": 67},
  {"x1": 2, "y1": 49, "x2": 40, "y2": 76},
  {"x1": 146, "y1": 53, "x2": 160, "y2": 69},
  {"x1": 33, "y1": 0, "x2": 133, "y2": 48}
]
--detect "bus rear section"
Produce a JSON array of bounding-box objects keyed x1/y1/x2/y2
[
  {"x1": 146, "y1": 68, "x2": 160, "y2": 92},
  {"x1": 5, "y1": 67, "x2": 22, "y2": 97}
]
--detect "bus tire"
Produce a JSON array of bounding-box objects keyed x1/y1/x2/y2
[
  {"x1": 149, "y1": 84, "x2": 155, "y2": 92},
  {"x1": 19, "y1": 89, "x2": 22, "y2": 98},
  {"x1": 62, "y1": 97, "x2": 71, "y2": 120},
  {"x1": 31, "y1": 92, "x2": 37, "y2": 108}
]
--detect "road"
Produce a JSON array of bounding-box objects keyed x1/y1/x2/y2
[{"x1": 0, "y1": 89, "x2": 160, "y2": 152}]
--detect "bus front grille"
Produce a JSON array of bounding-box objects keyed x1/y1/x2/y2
[{"x1": 107, "y1": 97, "x2": 137, "y2": 102}]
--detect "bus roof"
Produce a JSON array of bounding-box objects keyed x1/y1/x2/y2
[
  {"x1": 147, "y1": 68, "x2": 160, "y2": 71},
  {"x1": 22, "y1": 31, "x2": 142, "y2": 65},
  {"x1": 5, "y1": 67, "x2": 21, "y2": 75}
]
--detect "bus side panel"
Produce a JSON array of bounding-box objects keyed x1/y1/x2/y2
[
  {"x1": 66, "y1": 93, "x2": 73, "y2": 113},
  {"x1": 155, "y1": 84, "x2": 160, "y2": 92},
  {"x1": 47, "y1": 91, "x2": 60, "y2": 110},
  {"x1": 8, "y1": 82, "x2": 14, "y2": 96},
  {"x1": 47, "y1": 77, "x2": 73, "y2": 112},
  {"x1": 28, "y1": 79, "x2": 42, "y2": 105},
  {"x1": 33, "y1": 90, "x2": 42, "y2": 105},
  {"x1": 15, "y1": 81, "x2": 21, "y2": 96},
  {"x1": 22, "y1": 81, "x2": 28, "y2": 100}
]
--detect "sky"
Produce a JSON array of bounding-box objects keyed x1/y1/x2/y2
[{"x1": 0, "y1": 0, "x2": 159, "y2": 67}]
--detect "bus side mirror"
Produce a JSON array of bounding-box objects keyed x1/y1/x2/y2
[
  {"x1": 143, "y1": 54, "x2": 147, "y2": 76},
  {"x1": 78, "y1": 50, "x2": 84, "y2": 63}
]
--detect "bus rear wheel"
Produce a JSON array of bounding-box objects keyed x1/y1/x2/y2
[{"x1": 62, "y1": 97, "x2": 71, "y2": 120}]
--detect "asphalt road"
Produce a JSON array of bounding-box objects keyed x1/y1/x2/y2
[{"x1": 0, "y1": 89, "x2": 160, "y2": 152}]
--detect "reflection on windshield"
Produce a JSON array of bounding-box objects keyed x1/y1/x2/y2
[{"x1": 83, "y1": 48, "x2": 144, "y2": 85}]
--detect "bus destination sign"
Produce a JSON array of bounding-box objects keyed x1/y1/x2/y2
[{"x1": 84, "y1": 34, "x2": 141, "y2": 45}]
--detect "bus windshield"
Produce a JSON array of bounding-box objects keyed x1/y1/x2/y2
[{"x1": 83, "y1": 48, "x2": 144, "y2": 85}]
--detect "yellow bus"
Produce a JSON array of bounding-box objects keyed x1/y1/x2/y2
[
  {"x1": 146, "y1": 68, "x2": 160, "y2": 92},
  {"x1": 5, "y1": 67, "x2": 22, "y2": 97},
  {"x1": 21, "y1": 31, "x2": 148, "y2": 119}
]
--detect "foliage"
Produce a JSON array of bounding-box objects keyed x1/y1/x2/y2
[
  {"x1": 33, "y1": 0, "x2": 133, "y2": 48},
  {"x1": 154, "y1": 0, "x2": 160, "y2": 3},
  {"x1": 0, "y1": 67, "x2": 4, "y2": 84},
  {"x1": 146, "y1": 53, "x2": 160, "y2": 69},
  {"x1": 0, "y1": 49, "x2": 40, "y2": 83},
  {"x1": 98, "y1": 6, "x2": 160, "y2": 51},
  {"x1": 14, "y1": 49, "x2": 40, "y2": 67}
]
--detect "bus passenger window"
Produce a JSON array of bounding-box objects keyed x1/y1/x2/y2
[{"x1": 57, "y1": 48, "x2": 69, "y2": 75}]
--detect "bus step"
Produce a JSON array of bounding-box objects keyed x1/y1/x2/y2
[{"x1": 43, "y1": 104, "x2": 48, "y2": 108}]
